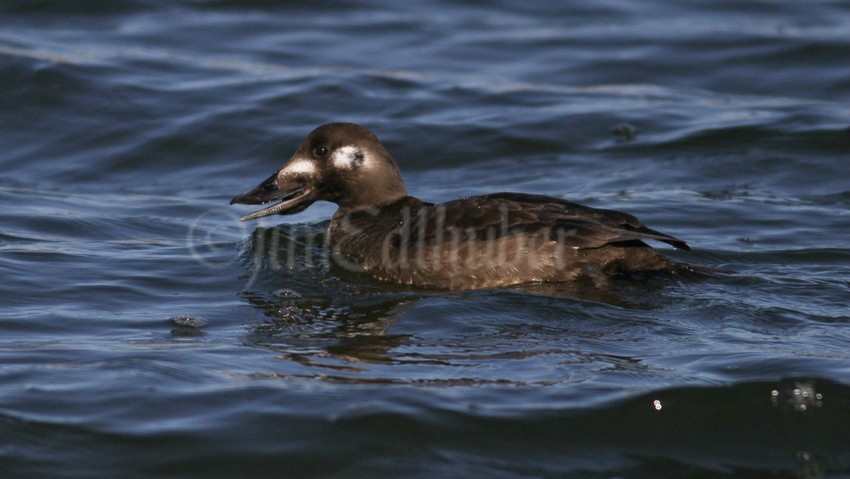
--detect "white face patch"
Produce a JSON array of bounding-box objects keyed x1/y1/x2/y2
[
  {"x1": 281, "y1": 159, "x2": 317, "y2": 176},
  {"x1": 331, "y1": 145, "x2": 370, "y2": 170}
]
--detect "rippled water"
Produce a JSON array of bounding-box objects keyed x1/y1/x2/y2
[{"x1": 2, "y1": 1, "x2": 849, "y2": 477}]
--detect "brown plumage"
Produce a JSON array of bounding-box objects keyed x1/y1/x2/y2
[{"x1": 232, "y1": 122, "x2": 691, "y2": 289}]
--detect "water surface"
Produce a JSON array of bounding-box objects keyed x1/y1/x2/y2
[{"x1": 1, "y1": 1, "x2": 849, "y2": 477}]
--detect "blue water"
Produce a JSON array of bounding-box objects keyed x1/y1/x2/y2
[{"x1": 2, "y1": 1, "x2": 849, "y2": 477}]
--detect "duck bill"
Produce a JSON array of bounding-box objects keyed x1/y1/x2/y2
[{"x1": 230, "y1": 172, "x2": 315, "y2": 221}]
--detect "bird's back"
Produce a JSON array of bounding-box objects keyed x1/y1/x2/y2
[{"x1": 329, "y1": 193, "x2": 688, "y2": 289}]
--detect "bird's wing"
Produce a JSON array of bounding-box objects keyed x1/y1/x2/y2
[{"x1": 406, "y1": 192, "x2": 690, "y2": 250}]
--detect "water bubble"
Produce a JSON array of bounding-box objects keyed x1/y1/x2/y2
[
  {"x1": 272, "y1": 289, "x2": 302, "y2": 299},
  {"x1": 170, "y1": 314, "x2": 208, "y2": 328}
]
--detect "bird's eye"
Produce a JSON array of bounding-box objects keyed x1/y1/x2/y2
[{"x1": 313, "y1": 146, "x2": 328, "y2": 157}]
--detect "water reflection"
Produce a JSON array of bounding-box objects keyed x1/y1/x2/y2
[
  {"x1": 241, "y1": 290, "x2": 417, "y2": 366},
  {"x1": 236, "y1": 282, "x2": 667, "y2": 388},
  {"x1": 795, "y1": 450, "x2": 825, "y2": 479},
  {"x1": 236, "y1": 223, "x2": 700, "y2": 383}
]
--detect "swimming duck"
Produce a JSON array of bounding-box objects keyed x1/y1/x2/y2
[{"x1": 231, "y1": 122, "x2": 690, "y2": 289}]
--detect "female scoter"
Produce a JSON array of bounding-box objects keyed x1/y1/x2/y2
[{"x1": 231, "y1": 122, "x2": 691, "y2": 289}]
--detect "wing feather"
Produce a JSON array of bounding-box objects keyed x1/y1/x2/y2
[{"x1": 407, "y1": 192, "x2": 690, "y2": 251}]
